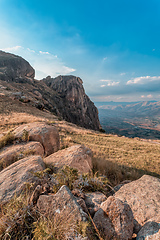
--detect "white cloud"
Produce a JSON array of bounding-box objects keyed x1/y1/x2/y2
[
  {"x1": 27, "y1": 48, "x2": 35, "y2": 53},
  {"x1": 61, "y1": 66, "x2": 76, "y2": 74},
  {"x1": 126, "y1": 76, "x2": 160, "y2": 85},
  {"x1": 141, "y1": 94, "x2": 153, "y2": 99},
  {"x1": 0, "y1": 46, "x2": 76, "y2": 79},
  {"x1": 120, "y1": 72, "x2": 126, "y2": 76},
  {"x1": 39, "y1": 51, "x2": 50, "y2": 55},
  {"x1": 108, "y1": 81, "x2": 119, "y2": 86},
  {"x1": 2, "y1": 46, "x2": 23, "y2": 52},
  {"x1": 100, "y1": 79, "x2": 119, "y2": 86},
  {"x1": 100, "y1": 85, "x2": 106, "y2": 88},
  {"x1": 147, "y1": 94, "x2": 153, "y2": 98}
]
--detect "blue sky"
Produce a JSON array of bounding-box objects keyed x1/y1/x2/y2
[{"x1": 0, "y1": 0, "x2": 160, "y2": 102}]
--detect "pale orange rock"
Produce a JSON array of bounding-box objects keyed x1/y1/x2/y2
[
  {"x1": 13, "y1": 122, "x2": 60, "y2": 156},
  {"x1": 37, "y1": 185, "x2": 88, "y2": 221},
  {"x1": 0, "y1": 141, "x2": 44, "y2": 169},
  {"x1": 44, "y1": 144, "x2": 93, "y2": 174},
  {"x1": 93, "y1": 196, "x2": 134, "y2": 240},
  {"x1": 114, "y1": 175, "x2": 160, "y2": 233},
  {"x1": 0, "y1": 155, "x2": 45, "y2": 203}
]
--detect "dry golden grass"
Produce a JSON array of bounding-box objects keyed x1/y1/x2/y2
[
  {"x1": 0, "y1": 95, "x2": 160, "y2": 186},
  {"x1": 0, "y1": 188, "x2": 36, "y2": 240},
  {"x1": 0, "y1": 99, "x2": 160, "y2": 239},
  {"x1": 60, "y1": 131, "x2": 160, "y2": 185}
]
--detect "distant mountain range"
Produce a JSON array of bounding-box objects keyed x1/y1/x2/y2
[
  {"x1": 95, "y1": 101, "x2": 160, "y2": 139},
  {"x1": 96, "y1": 101, "x2": 160, "y2": 117}
]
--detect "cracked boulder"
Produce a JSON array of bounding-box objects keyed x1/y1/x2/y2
[
  {"x1": 13, "y1": 122, "x2": 60, "y2": 156},
  {"x1": 0, "y1": 155, "x2": 45, "y2": 203},
  {"x1": 44, "y1": 144, "x2": 92, "y2": 174}
]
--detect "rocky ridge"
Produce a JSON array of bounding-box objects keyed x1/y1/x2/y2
[
  {"x1": 0, "y1": 51, "x2": 101, "y2": 131},
  {"x1": 0, "y1": 50, "x2": 35, "y2": 81}
]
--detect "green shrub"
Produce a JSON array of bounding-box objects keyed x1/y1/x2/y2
[{"x1": 53, "y1": 166, "x2": 78, "y2": 192}]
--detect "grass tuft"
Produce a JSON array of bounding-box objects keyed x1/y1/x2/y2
[
  {"x1": 0, "y1": 187, "x2": 36, "y2": 240},
  {"x1": 21, "y1": 129, "x2": 29, "y2": 142},
  {"x1": 0, "y1": 132, "x2": 15, "y2": 149}
]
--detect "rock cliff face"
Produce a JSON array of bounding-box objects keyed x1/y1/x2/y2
[
  {"x1": 0, "y1": 51, "x2": 101, "y2": 131},
  {"x1": 0, "y1": 51, "x2": 35, "y2": 81},
  {"x1": 43, "y1": 75, "x2": 101, "y2": 130}
]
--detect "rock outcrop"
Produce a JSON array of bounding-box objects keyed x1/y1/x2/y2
[
  {"x1": 0, "y1": 51, "x2": 101, "y2": 131},
  {"x1": 13, "y1": 122, "x2": 60, "y2": 156},
  {"x1": 114, "y1": 175, "x2": 160, "y2": 233},
  {"x1": 93, "y1": 196, "x2": 134, "y2": 240},
  {"x1": 0, "y1": 141, "x2": 44, "y2": 169},
  {"x1": 37, "y1": 185, "x2": 87, "y2": 222},
  {"x1": 43, "y1": 75, "x2": 101, "y2": 130},
  {"x1": 37, "y1": 185, "x2": 88, "y2": 239},
  {"x1": 0, "y1": 50, "x2": 35, "y2": 81},
  {"x1": 44, "y1": 144, "x2": 93, "y2": 174},
  {"x1": 0, "y1": 155, "x2": 45, "y2": 203}
]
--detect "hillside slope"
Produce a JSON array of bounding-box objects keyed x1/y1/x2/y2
[{"x1": 0, "y1": 51, "x2": 101, "y2": 131}]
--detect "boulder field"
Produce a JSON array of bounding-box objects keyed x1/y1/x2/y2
[{"x1": 0, "y1": 122, "x2": 160, "y2": 239}]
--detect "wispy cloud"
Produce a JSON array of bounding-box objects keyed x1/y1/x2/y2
[
  {"x1": 141, "y1": 94, "x2": 153, "y2": 99},
  {"x1": 100, "y1": 79, "x2": 119, "y2": 86},
  {"x1": 2, "y1": 46, "x2": 23, "y2": 52},
  {"x1": 39, "y1": 51, "x2": 50, "y2": 55},
  {"x1": 120, "y1": 72, "x2": 126, "y2": 76},
  {"x1": 1, "y1": 46, "x2": 76, "y2": 79},
  {"x1": 126, "y1": 76, "x2": 160, "y2": 85},
  {"x1": 27, "y1": 48, "x2": 35, "y2": 53},
  {"x1": 103, "y1": 57, "x2": 108, "y2": 61}
]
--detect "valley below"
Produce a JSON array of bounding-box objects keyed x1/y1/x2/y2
[{"x1": 96, "y1": 101, "x2": 160, "y2": 140}]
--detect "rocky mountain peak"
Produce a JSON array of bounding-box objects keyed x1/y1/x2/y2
[
  {"x1": 42, "y1": 75, "x2": 101, "y2": 130},
  {"x1": 0, "y1": 51, "x2": 35, "y2": 81},
  {"x1": 0, "y1": 51, "x2": 101, "y2": 131}
]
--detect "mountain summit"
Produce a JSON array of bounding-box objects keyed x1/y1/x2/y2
[
  {"x1": 0, "y1": 51, "x2": 101, "y2": 131},
  {"x1": 0, "y1": 51, "x2": 35, "y2": 81}
]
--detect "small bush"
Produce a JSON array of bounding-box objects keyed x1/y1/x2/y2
[
  {"x1": 0, "y1": 132, "x2": 15, "y2": 149},
  {"x1": 73, "y1": 172, "x2": 110, "y2": 194},
  {"x1": 21, "y1": 129, "x2": 29, "y2": 142},
  {"x1": 32, "y1": 168, "x2": 51, "y2": 179},
  {"x1": 53, "y1": 166, "x2": 78, "y2": 192}
]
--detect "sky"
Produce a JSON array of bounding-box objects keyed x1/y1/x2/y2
[{"x1": 0, "y1": 0, "x2": 160, "y2": 102}]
